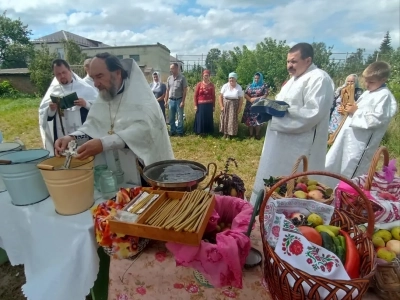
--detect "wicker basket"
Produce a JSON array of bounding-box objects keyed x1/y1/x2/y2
[
  {"x1": 264, "y1": 155, "x2": 334, "y2": 205},
  {"x1": 337, "y1": 146, "x2": 393, "y2": 224},
  {"x1": 260, "y1": 171, "x2": 376, "y2": 300},
  {"x1": 336, "y1": 146, "x2": 400, "y2": 300}
]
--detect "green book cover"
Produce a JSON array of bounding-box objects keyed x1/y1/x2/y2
[{"x1": 50, "y1": 92, "x2": 78, "y2": 109}]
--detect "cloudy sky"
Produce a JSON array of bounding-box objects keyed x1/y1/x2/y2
[{"x1": 2, "y1": 0, "x2": 399, "y2": 59}]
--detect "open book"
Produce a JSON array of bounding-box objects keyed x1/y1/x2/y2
[{"x1": 50, "y1": 92, "x2": 78, "y2": 109}]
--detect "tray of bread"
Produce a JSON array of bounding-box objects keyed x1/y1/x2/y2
[{"x1": 109, "y1": 188, "x2": 216, "y2": 246}]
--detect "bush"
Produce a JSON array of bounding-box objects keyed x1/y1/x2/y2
[{"x1": 0, "y1": 80, "x2": 17, "y2": 97}]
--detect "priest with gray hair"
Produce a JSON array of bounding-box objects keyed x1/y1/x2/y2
[
  {"x1": 83, "y1": 58, "x2": 96, "y2": 89},
  {"x1": 54, "y1": 53, "x2": 174, "y2": 186}
]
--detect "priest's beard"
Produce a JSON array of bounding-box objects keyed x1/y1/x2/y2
[{"x1": 100, "y1": 74, "x2": 118, "y2": 101}]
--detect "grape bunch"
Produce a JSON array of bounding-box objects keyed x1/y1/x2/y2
[
  {"x1": 264, "y1": 176, "x2": 287, "y2": 196},
  {"x1": 213, "y1": 157, "x2": 246, "y2": 198}
]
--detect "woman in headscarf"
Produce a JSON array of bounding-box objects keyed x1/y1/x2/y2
[
  {"x1": 241, "y1": 72, "x2": 269, "y2": 139},
  {"x1": 218, "y1": 72, "x2": 244, "y2": 140},
  {"x1": 193, "y1": 69, "x2": 216, "y2": 135},
  {"x1": 149, "y1": 71, "x2": 167, "y2": 121},
  {"x1": 328, "y1": 74, "x2": 363, "y2": 136}
]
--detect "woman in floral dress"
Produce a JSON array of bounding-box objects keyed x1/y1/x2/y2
[
  {"x1": 193, "y1": 70, "x2": 216, "y2": 135},
  {"x1": 241, "y1": 72, "x2": 269, "y2": 139},
  {"x1": 328, "y1": 74, "x2": 363, "y2": 136}
]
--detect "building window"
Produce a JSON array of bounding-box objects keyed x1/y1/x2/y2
[
  {"x1": 129, "y1": 55, "x2": 140, "y2": 62},
  {"x1": 56, "y1": 48, "x2": 65, "y2": 59},
  {"x1": 116, "y1": 55, "x2": 123, "y2": 59}
]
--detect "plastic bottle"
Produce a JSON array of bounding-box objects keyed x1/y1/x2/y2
[{"x1": 0, "y1": 131, "x2": 3, "y2": 143}]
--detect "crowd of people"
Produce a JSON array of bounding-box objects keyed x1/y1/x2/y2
[{"x1": 38, "y1": 42, "x2": 397, "y2": 202}]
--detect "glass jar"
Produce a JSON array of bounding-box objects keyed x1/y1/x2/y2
[
  {"x1": 99, "y1": 170, "x2": 118, "y2": 199},
  {"x1": 94, "y1": 165, "x2": 108, "y2": 191},
  {"x1": 114, "y1": 170, "x2": 125, "y2": 185}
]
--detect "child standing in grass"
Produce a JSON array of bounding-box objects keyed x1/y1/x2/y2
[{"x1": 324, "y1": 61, "x2": 398, "y2": 187}]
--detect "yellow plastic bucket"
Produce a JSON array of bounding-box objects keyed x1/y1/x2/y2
[{"x1": 37, "y1": 156, "x2": 95, "y2": 215}]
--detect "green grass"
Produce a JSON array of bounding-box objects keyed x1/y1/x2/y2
[{"x1": 1, "y1": 91, "x2": 399, "y2": 198}]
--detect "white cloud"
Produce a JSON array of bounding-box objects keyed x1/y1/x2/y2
[{"x1": 0, "y1": 0, "x2": 398, "y2": 58}]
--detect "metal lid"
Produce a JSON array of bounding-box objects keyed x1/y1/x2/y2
[
  {"x1": 244, "y1": 247, "x2": 263, "y2": 269},
  {"x1": 0, "y1": 149, "x2": 49, "y2": 164},
  {"x1": 0, "y1": 142, "x2": 21, "y2": 152}
]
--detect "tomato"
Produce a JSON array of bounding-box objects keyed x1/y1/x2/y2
[
  {"x1": 298, "y1": 226, "x2": 322, "y2": 246},
  {"x1": 339, "y1": 230, "x2": 360, "y2": 279}
]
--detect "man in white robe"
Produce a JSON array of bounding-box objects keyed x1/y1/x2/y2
[
  {"x1": 250, "y1": 43, "x2": 334, "y2": 205},
  {"x1": 39, "y1": 59, "x2": 98, "y2": 156},
  {"x1": 54, "y1": 53, "x2": 174, "y2": 186},
  {"x1": 83, "y1": 58, "x2": 96, "y2": 89},
  {"x1": 324, "y1": 61, "x2": 397, "y2": 188}
]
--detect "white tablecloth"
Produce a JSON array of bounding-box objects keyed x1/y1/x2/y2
[{"x1": 0, "y1": 190, "x2": 104, "y2": 300}]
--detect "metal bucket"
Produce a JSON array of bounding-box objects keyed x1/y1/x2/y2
[
  {"x1": 37, "y1": 156, "x2": 95, "y2": 216},
  {"x1": 0, "y1": 149, "x2": 50, "y2": 205},
  {"x1": 0, "y1": 143, "x2": 22, "y2": 192}
]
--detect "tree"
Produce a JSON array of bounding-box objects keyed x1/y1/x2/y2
[
  {"x1": 365, "y1": 50, "x2": 379, "y2": 64},
  {"x1": 379, "y1": 31, "x2": 393, "y2": 57},
  {"x1": 205, "y1": 48, "x2": 221, "y2": 74},
  {"x1": 253, "y1": 38, "x2": 290, "y2": 90},
  {"x1": 29, "y1": 44, "x2": 57, "y2": 96},
  {"x1": 342, "y1": 48, "x2": 366, "y2": 77},
  {"x1": 0, "y1": 11, "x2": 33, "y2": 68},
  {"x1": 62, "y1": 39, "x2": 86, "y2": 65}
]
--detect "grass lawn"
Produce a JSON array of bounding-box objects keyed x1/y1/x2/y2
[{"x1": 1, "y1": 90, "x2": 399, "y2": 196}]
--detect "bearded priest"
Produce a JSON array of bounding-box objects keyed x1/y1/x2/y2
[
  {"x1": 54, "y1": 53, "x2": 174, "y2": 186},
  {"x1": 39, "y1": 59, "x2": 98, "y2": 156},
  {"x1": 250, "y1": 43, "x2": 334, "y2": 205}
]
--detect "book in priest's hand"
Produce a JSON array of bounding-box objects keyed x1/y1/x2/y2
[{"x1": 50, "y1": 92, "x2": 78, "y2": 109}]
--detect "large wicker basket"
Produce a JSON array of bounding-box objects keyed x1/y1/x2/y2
[
  {"x1": 336, "y1": 146, "x2": 400, "y2": 300},
  {"x1": 264, "y1": 155, "x2": 334, "y2": 205},
  {"x1": 336, "y1": 146, "x2": 395, "y2": 224},
  {"x1": 260, "y1": 171, "x2": 376, "y2": 300}
]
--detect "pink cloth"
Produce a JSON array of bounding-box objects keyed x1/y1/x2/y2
[
  {"x1": 166, "y1": 195, "x2": 253, "y2": 288},
  {"x1": 335, "y1": 171, "x2": 400, "y2": 222}
]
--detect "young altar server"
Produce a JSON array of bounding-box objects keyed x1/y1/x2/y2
[
  {"x1": 250, "y1": 43, "x2": 334, "y2": 205},
  {"x1": 39, "y1": 59, "x2": 98, "y2": 156},
  {"x1": 324, "y1": 61, "x2": 397, "y2": 187},
  {"x1": 54, "y1": 53, "x2": 174, "y2": 186}
]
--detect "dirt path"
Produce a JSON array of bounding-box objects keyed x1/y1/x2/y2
[{"x1": 0, "y1": 263, "x2": 26, "y2": 300}]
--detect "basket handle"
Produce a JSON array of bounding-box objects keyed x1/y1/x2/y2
[
  {"x1": 364, "y1": 146, "x2": 390, "y2": 191},
  {"x1": 259, "y1": 171, "x2": 375, "y2": 238},
  {"x1": 286, "y1": 155, "x2": 308, "y2": 196}
]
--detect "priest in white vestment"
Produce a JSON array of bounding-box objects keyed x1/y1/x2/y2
[
  {"x1": 250, "y1": 43, "x2": 334, "y2": 205},
  {"x1": 39, "y1": 59, "x2": 98, "y2": 156},
  {"x1": 54, "y1": 53, "x2": 174, "y2": 186},
  {"x1": 83, "y1": 58, "x2": 96, "y2": 89},
  {"x1": 324, "y1": 61, "x2": 397, "y2": 188}
]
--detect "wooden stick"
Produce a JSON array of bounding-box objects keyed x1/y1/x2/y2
[
  {"x1": 145, "y1": 198, "x2": 171, "y2": 224},
  {"x1": 152, "y1": 200, "x2": 179, "y2": 227},
  {"x1": 190, "y1": 195, "x2": 213, "y2": 232},
  {"x1": 165, "y1": 192, "x2": 203, "y2": 228},
  {"x1": 174, "y1": 196, "x2": 211, "y2": 231}
]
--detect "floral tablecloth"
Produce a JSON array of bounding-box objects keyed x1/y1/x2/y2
[
  {"x1": 107, "y1": 217, "x2": 379, "y2": 300},
  {"x1": 108, "y1": 218, "x2": 272, "y2": 300}
]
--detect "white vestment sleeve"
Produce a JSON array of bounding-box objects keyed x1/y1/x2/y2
[
  {"x1": 100, "y1": 135, "x2": 126, "y2": 151},
  {"x1": 84, "y1": 101, "x2": 92, "y2": 110},
  {"x1": 269, "y1": 76, "x2": 332, "y2": 134},
  {"x1": 350, "y1": 94, "x2": 392, "y2": 129}
]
